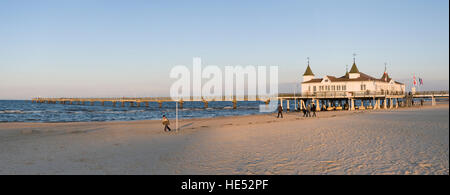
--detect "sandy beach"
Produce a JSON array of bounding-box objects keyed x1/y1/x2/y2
[{"x1": 0, "y1": 103, "x2": 448, "y2": 175}]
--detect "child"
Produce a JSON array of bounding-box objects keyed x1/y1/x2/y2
[{"x1": 162, "y1": 115, "x2": 171, "y2": 132}]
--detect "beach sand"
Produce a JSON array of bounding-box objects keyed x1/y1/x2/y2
[{"x1": 0, "y1": 103, "x2": 448, "y2": 175}]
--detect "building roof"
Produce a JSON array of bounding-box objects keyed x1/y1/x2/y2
[
  {"x1": 303, "y1": 65, "x2": 314, "y2": 76},
  {"x1": 349, "y1": 62, "x2": 359, "y2": 73},
  {"x1": 302, "y1": 71, "x2": 403, "y2": 84},
  {"x1": 381, "y1": 72, "x2": 391, "y2": 82}
]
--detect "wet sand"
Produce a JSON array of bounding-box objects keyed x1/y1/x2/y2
[{"x1": 0, "y1": 103, "x2": 448, "y2": 175}]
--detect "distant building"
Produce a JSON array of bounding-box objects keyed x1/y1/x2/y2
[{"x1": 301, "y1": 59, "x2": 405, "y2": 95}]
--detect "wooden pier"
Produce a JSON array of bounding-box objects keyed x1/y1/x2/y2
[{"x1": 31, "y1": 91, "x2": 448, "y2": 112}]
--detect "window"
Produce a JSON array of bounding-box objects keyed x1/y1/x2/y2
[
  {"x1": 337, "y1": 85, "x2": 341, "y2": 91},
  {"x1": 360, "y1": 84, "x2": 366, "y2": 91},
  {"x1": 313, "y1": 86, "x2": 317, "y2": 92},
  {"x1": 332, "y1": 86, "x2": 335, "y2": 91},
  {"x1": 342, "y1": 85, "x2": 346, "y2": 91}
]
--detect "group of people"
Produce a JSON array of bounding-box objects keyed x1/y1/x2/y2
[
  {"x1": 302, "y1": 103, "x2": 317, "y2": 117},
  {"x1": 277, "y1": 103, "x2": 317, "y2": 118},
  {"x1": 163, "y1": 102, "x2": 320, "y2": 132}
]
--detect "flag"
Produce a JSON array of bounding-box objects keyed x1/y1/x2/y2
[
  {"x1": 413, "y1": 75, "x2": 416, "y2": 85},
  {"x1": 419, "y1": 78, "x2": 423, "y2": 85}
]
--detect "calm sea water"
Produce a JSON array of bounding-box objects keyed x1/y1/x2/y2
[
  {"x1": 0, "y1": 100, "x2": 272, "y2": 123},
  {"x1": 0, "y1": 98, "x2": 435, "y2": 123}
]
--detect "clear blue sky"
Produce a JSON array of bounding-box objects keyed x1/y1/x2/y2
[{"x1": 0, "y1": 0, "x2": 448, "y2": 99}]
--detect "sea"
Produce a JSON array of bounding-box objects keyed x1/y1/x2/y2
[
  {"x1": 0, "y1": 100, "x2": 271, "y2": 123},
  {"x1": 0, "y1": 98, "x2": 436, "y2": 123}
]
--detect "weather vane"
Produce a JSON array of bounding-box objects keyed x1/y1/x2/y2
[
  {"x1": 307, "y1": 57, "x2": 310, "y2": 65},
  {"x1": 353, "y1": 53, "x2": 357, "y2": 63},
  {"x1": 384, "y1": 62, "x2": 387, "y2": 73}
]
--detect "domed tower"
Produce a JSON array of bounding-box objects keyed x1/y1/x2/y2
[{"x1": 303, "y1": 57, "x2": 315, "y2": 82}]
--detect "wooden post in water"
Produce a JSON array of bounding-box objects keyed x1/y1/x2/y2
[
  {"x1": 383, "y1": 98, "x2": 387, "y2": 109},
  {"x1": 316, "y1": 99, "x2": 320, "y2": 111},
  {"x1": 350, "y1": 98, "x2": 355, "y2": 110},
  {"x1": 286, "y1": 100, "x2": 290, "y2": 112},
  {"x1": 432, "y1": 95, "x2": 436, "y2": 106},
  {"x1": 179, "y1": 100, "x2": 183, "y2": 109}
]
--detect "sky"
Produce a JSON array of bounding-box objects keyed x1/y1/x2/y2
[{"x1": 0, "y1": 0, "x2": 448, "y2": 99}]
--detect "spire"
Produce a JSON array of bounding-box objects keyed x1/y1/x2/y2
[
  {"x1": 353, "y1": 53, "x2": 356, "y2": 64},
  {"x1": 303, "y1": 57, "x2": 314, "y2": 76},
  {"x1": 349, "y1": 53, "x2": 359, "y2": 73},
  {"x1": 384, "y1": 62, "x2": 387, "y2": 74},
  {"x1": 381, "y1": 62, "x2": 390, "y2": 82},
  {"x1": 349, "y1": 62, "x2": 359, "y2": 73},
  {"x1": 343, "y1": 64, "x2": 349, "y2": 78}
]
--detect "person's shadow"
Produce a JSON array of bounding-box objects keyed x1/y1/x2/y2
[{"x1": 178, "y1": 122, "x2": 194, "y2": 130}]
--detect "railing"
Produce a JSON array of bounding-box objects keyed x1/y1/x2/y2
[
  {"x1": 413, "y1": 91, "x2": 449, "y2": 96},
  {"x1": 279, "y1": 91, "x2": 406, "y2": 98}
]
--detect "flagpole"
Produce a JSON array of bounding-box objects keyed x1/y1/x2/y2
[{"x1": 176, "y1": 101, "x2": 178, "y2": 132}]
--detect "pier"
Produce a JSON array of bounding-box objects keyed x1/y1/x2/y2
[{"x1": 31, "y1": 91, "x2": 448, "y2": 112}]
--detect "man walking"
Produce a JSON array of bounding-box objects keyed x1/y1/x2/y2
[
  {"x1": 302, "y1": 106, "x2": 307, "y2": 117},
  {"x1": 306, "y1": 104, "x2": 311, "y2": 117},
  {"x1": 311, "y1": 103, "x2": 317, "y2": 117},
  {"x1": 277, "y1": 104, "x2": 283, "y2": 118}
]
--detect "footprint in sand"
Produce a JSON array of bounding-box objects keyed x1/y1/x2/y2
[
  {"x1": 419, "y1": 163, "x2": 432, "y2": 168},
  {"x1": 21, "y1": 130, "x2": 40, "y2": 135}
]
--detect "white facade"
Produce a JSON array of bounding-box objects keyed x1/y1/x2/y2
[{"x1": 301, "y1": 63, "x2": 405, "y2": 94}]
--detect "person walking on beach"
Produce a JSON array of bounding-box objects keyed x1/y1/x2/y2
[
  {"x1": 277, "y1": 104, "x2": 283, "y2": 118},
  {"x1": 311, "y1": 103, "x2": 317, "y2": 117},
  {"x1": 302, "y1": 107, "x2": 307, "y2": 117},
  {"x1": 162, "y1": 115, "x2": 171, "y2": 132},
  {"x1": 306, "y1": 104, "x2": 311, "y2": 117}
]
